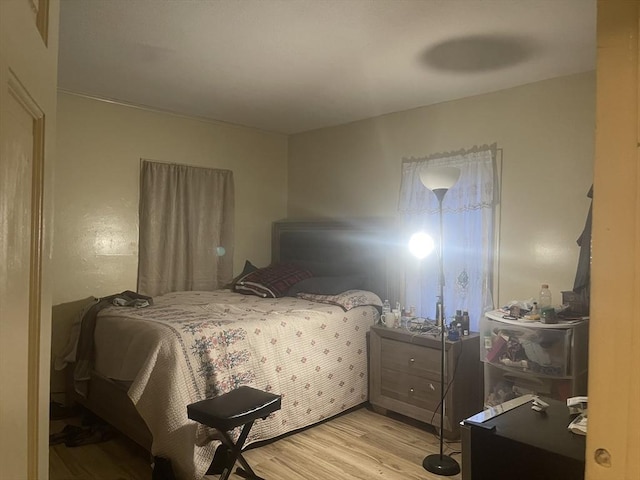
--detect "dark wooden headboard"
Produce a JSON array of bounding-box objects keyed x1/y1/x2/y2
[{"x1": 271, "y1": 218, "x2": 402, "y2": 304}]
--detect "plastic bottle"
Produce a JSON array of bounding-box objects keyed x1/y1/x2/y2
[
  {"x1": 462, "y1": 311, "x2": 470, "y2": 336},
  {"x1": 539, "y1": 284, "x2": 552, "y2": 309},
  {"x1": 454, "y1": 309, "x2": 463, "y2": 328},
  {"x1": 382, "y1": 299, "x2": 391, "y2": 315},
  {"x1": 380, "y1": 299, "x2": 391, "y2": 326},
  {"x1": 435, "y1": 301, "x2": 443, "y2": 327},
  {"x1": 448, "y1": 323, "x2": 461, "y2": 341}
]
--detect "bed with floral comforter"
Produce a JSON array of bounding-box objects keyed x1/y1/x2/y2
[{"x1": 93, "y1": 289, "x2": 380, "y2": 479}]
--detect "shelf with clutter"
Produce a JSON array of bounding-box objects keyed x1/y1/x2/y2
[{"x1": 481, "y1": 308, "x2": 588, "y2": 407}]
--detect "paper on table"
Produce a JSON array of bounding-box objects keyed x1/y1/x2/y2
[{"x1": 568, "y1": 412, "x2": 587, "y2": 435}]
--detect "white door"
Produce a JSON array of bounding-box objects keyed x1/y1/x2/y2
[{"x1": 0, "y1": 1, "x2": 59, "y2": 478}]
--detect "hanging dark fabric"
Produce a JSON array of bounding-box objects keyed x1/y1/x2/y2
[{"x1": 571, "y1": 185, "x2": 592, "y2": 313}]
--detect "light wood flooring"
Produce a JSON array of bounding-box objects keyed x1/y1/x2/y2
[
  {"x1": 49, "y1": 416, "x2": 151, "y2": 480},
  {"x1": 50, "y1": 406, "x2": 462, "y2": 480}
]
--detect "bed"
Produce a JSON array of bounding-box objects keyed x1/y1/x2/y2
[{"x1": 65, "y1": 218, "x2": 400, "y2": 480}]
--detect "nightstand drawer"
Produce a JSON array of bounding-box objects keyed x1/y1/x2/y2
[
  {"x1": 380, "y1": 337, "x2": 442, "y2": 378},
  {"x1": 380, "y1": 368, "x2": 441, "y2": 411}
]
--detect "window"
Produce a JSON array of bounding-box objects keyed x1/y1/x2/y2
[{"x1": 398, "y1": 145, "x2": 498, "y2": 331}]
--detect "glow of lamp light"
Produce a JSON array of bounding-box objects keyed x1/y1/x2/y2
[{"x1": 408, "y1": 232, "x2": 435, "y2": 259}]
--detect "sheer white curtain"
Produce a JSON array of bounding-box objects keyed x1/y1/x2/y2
[
  {"x1": 137, "y1": 160, "x2": 234, "y2": 296},
  {"x1": 398, "y1": 146, "x2": 497, "y2": 332}
]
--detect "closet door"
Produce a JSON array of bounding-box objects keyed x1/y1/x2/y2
[{"x1": 0, "y1": 1, "x2": 59, "y2": 478}]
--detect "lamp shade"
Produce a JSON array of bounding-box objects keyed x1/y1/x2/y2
[{"x1": 419, "y1": 166, "x2": 461, "y2": 192}]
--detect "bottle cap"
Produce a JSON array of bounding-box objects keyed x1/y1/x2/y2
[{"x1": 541, "y1": 284, "x2": 549, "y2": 288}]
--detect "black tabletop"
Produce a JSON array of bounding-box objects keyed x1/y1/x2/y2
[{"x1": 472, "y1": 397, "x2": 586, "y2": 462}]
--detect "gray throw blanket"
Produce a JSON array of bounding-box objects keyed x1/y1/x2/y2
[{"x1": 73, "y1": 290, "x2": 153, "y2": 396}]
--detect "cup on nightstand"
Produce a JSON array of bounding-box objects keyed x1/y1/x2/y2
[{"x1": 382, "y1": 310, "x2": 399, "y2": 328}]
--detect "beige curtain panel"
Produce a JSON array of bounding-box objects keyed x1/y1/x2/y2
[{"x1": 137, "y1": 160, "x2": 234, "y2": 297}]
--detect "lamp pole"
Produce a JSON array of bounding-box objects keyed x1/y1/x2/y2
[{"x1": 419, "y1": 168, "x2": 461, "y2": 477}]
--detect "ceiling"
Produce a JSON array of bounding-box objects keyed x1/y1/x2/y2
[{"x1": 58, "y1": 0, "x2": 597, "y2": 135}]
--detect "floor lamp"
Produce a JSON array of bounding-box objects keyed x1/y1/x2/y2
[{"x1": 418, "y1": 165, "x2": 461, "y2": 476}]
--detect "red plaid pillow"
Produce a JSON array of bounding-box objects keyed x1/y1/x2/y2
[{"x1": 234, "y1": 263, "x2": 313, "y2": 298}]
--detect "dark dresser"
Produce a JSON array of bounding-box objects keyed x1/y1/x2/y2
[{"x1": 460, "y1": 395, "x2": 586, "y2": 479}]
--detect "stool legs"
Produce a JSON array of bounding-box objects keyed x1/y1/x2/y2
[{"x1": 217, "y1": 421, "x2": 264, "y2": 480}]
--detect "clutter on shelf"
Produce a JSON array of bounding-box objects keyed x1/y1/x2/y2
[{"x1": 499, "y1": 298, "x2": 588, "y2": 325}]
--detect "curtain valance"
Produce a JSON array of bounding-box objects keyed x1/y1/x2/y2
[{"x1": 399, "y1": 144, "x2": 497, "y2": 215}]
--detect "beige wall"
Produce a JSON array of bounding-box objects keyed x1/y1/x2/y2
[
  {"x1": 288, "y1": 72, "x2": 595, "y2": 307},
  {"x1": 51, "y1": 93, "x2": 288, "y2": 391},
  {"x1": 52, "y1": 73, "x2": 595, "y2": 392}
]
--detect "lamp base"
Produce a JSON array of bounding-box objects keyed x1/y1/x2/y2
[{"x1": 423, "y1": 454, "x2": 460, "y2": 476}]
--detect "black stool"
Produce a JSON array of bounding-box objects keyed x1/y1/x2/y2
[{"x1": 187, "y1": 386, "x2": 281, "y2": 480}]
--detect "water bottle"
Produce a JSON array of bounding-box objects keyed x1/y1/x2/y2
[
  {"x1": 381, "y1": 299, "x2": 391, "y2": 326},
  {"x1": 382, "y1": 299, "x2": 391, "y2": 314},
  {"x1": 539, "y1": 284, "x2": 552, "y2": 309}
]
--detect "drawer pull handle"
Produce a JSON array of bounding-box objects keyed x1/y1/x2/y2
[
  {"x1": 409, "y1": 358, "x2": 415, "y2": 363},
  {"x1": 409, "y1": 387, "x2": 415, "y2": 393}
]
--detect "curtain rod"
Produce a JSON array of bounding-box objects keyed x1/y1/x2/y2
[
  {"x1": 140, "y1": 158, "x2": 233, "y2": 174},
  {"x1": 402, "y1": 143, "x2": 498, "y2": 164}
]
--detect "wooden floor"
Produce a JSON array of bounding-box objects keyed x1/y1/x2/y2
[
  {"x1": 50, "y1": 406, "x2": 462, "y2": 480},
  {"x1": 49, "y1": 416, "x2": 151, "y2": 480}
]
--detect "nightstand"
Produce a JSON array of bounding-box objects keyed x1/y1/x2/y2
[{"x1": 369, "y1": 324, "x2": 482, "y2": 439}]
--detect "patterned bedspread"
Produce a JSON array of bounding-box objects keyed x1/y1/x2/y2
[{"x1": 96, "y1": 290, "x2": 378, "y2": 480}]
